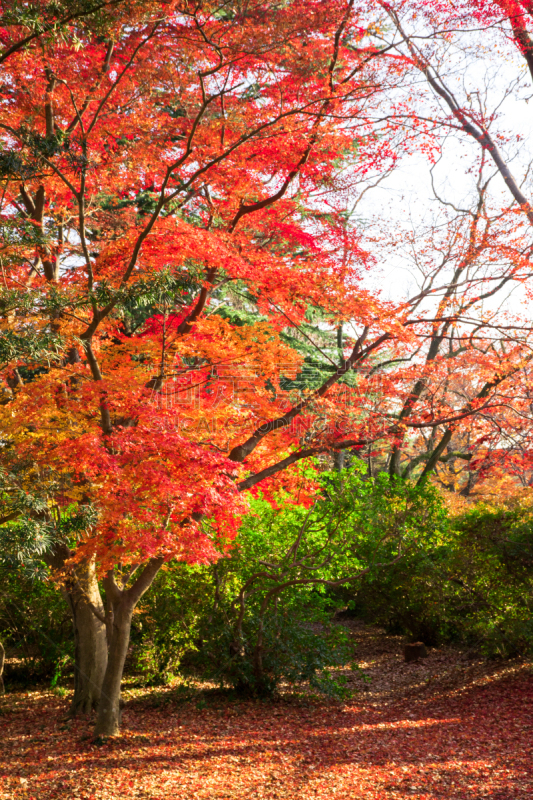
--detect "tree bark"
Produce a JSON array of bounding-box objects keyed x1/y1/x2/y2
[
  {"x1": 44, "y1": 544, "x2": 107, "y2": 716},
  {"x1": 0, "y1": 639, "x2": 5, "y2": 695},
  {"x1": 333, "y1": 449, "x2": 345, "y2": 472},
  {"x1": 93, "y1": 592, "x2": 134, "y2": 737},
  {"x1": 65, "y1": 561, "x2": 108, "y2": 716},
  {"x1": 94, "y1": 557, "x2": 164, "y2": 738}
]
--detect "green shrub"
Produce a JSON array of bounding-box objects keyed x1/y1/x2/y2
[
  {"x1": 130, "y1": 562, "x2": 212, "y2": 685},
  {"x1": 344, "y1": 497, "x2": 533, "y2": 657},
  {"x1": 134, "y1": 467, "x2": 447, "y2": 696},
  {"x1": 0, "y1": 566, "x2": 73, "y2": 687}
]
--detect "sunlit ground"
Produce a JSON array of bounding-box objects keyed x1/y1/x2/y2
[{"x1": 1, "y1": 658, "x2": 531, "y2": 800}]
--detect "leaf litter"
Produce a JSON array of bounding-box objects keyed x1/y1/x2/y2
[{"x1": 1, "y1": 621, "x2": 532, "y2": 800}]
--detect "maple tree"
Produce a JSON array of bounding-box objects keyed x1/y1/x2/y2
[
  {"x1": 3, "y1": 0, "x2": 533, "y2": 739},
  {"x1": 0, "y1": 0, "x2": 414, "y2": 736}
]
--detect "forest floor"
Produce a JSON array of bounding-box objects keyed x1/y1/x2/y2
[{"x1": 1, "y1": 621, "x2": 532, "y2": 800}]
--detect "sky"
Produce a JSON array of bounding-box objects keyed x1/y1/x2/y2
[{"x1": 354, "y1": 13, "x2": 533, "y2": 318}]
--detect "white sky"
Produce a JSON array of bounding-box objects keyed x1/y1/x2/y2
[{"x1": 354, "y1": 17, "x2": 533, "y2": 317}]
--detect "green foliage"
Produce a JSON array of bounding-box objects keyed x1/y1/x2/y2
[
  {"x1": 130, "y1": 563, "x2": 212, "y2": 685},
  {"x1": 23, "y1": 129, "x2": 72, "y2": 160},
  {"x1": 0, "y1": 469, "x2": 53, "y2": 578},
  {"x1": 0, "y1": 0, "x2": 139, "y2": 47},
  {"x1": 0, "y1": 565, "x2": 72, "y2": 687},
  {"x1": 0, "y1": 325, "x2": 64, "y2": 369},
  {"x1": 133, "y1": 467, "x2": 446, "y2": 696},
  {"x1": 109, "y1": 264, "x2": 204, "y2": 336},
  {"x1": 0, "y1": 486, "x2": 96, "y2": 688},
  {"x1": 9, "y1": 463, "x2": 530, "y2": 701},
  {"x1": 190, "y1": 589, "x2": 354, "y2": 699},
  {"x1": 0, "y1": 462, "x2": 98, "y2": 577},
  {"x1": 448, "y1": 502, "x2": 533, "y2": 656},
  {"x1": 346, "y1": 498, "x2": 533, "y2": 657},
  {"x1": 0, "y1": 150, "x2": 36, "y2": 180}
]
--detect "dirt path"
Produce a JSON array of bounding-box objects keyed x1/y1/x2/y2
[{"x1": 339, "y1": 620, "x2": 528, "y2": 705}]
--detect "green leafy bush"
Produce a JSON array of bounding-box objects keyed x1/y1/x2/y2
[
  {"x1": 129, "y1": 563, "x2": 212, "y2": 685},
  {"x1": 133, "y1": 467, "x2": 447, "y2": 696},
  {"x1": 345, "y1": 497, "x2": 533, "y2": 657},
  {"x1": 0, "y1": 566, "x2": 72, "y2": 687}
]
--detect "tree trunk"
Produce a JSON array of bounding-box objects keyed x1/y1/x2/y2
[
  {"x1": 44, "y1": 544, "x2": 108, "y2": 716},
  {"x1": 94, "y1": 595, "x2": 133, "y2": 738},
  {"x1": 0, "y1": 639, "x2": 5, "y2": 695},
  {"x1": 65, "y1": 561, "x2": 108, "y2": 716},
  {"x1": 253, "y1": 619, "x2": 266, "y2": 693},
  {"x1": 333, "y1": 450, "x2": 345, "y2": 472},
  {"x1": 94, "y1": 557, "x2": 164, "y2": 738}
]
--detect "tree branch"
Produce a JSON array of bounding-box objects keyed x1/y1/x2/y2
[{"x1": 228, "y1": 329, "x2": 384, "y2": 463}]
